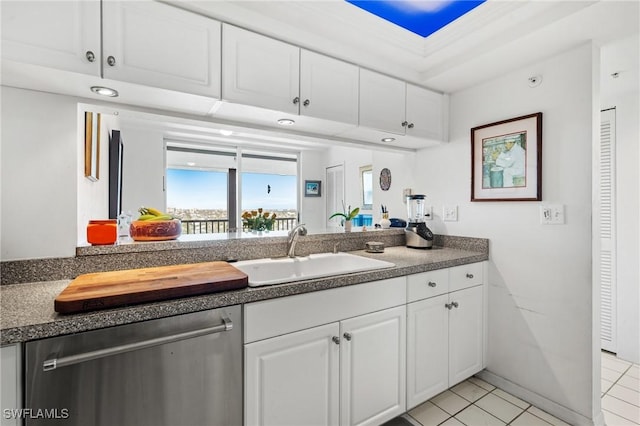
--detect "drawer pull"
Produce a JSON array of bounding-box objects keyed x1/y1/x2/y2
[
  {"x1": 332, "y1": 336, "x2": 340, "y2": 345},
  {"x1": 343, "y1": 332, "x2": 352, "y2": 341},
  {"x1": 466, "y1": 273, "x2": 474, "y2": 279},
  {"x1": 445, "y1": 303, "x2": 453, "y2": 310},
  {"x1": 451, "y1": 301, "x2": 459, "y2": 308},
  {"x1": 427, "y1": 281, "x2": 437, "y2": 287}
]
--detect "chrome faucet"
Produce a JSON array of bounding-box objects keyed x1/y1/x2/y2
[{"x1": 287, "y1": 223, "x2": 307, "y2": 258}]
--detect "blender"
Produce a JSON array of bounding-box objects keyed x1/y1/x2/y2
[{"x1": 405, "y1": 194, "x2": 433, "y2": 249}]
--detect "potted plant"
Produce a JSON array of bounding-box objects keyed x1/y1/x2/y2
[
  {"x1": 329, "y1": 203, "x2": 360, "y2": 232},
  {"x1": 242, "y1": 208, "x2": 277, "y2": 233}
]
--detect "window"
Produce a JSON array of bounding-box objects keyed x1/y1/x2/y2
[
  {"x1": 166, "y1": 143, "x2": 298, "y2": 233},
  {"x1": 360, "y1": 165, "x2": 373, "y2": 211}
]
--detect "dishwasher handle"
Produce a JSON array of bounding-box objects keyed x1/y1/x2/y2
[{"x1": 43, "y1": 312, "x2": 233, "y2": 372}]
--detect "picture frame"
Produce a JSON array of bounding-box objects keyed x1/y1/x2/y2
[
  {"x1": 304, "y1": 180, "x2": 321, "y2": 197},
  {"x1": 471, "y1": 112, "x2": 542, "y2": 201},
  {"x1": 84, "y1": 111, "x2": 100, "y2": 181}
]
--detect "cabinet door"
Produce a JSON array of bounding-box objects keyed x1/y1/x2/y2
[
  {"x1": 449, "y1": 285, "x2": 484, "y2": 386},
  {"x1": 341, "y1": 306, "x2": 406, "y2": 426},
  {"x1": 406, "y1": 295, "x2": 449, "y2": 409},
  {"x1": 222, "y1": 24, "x2": 299, "y2": 114},
  {"x1": 1, "y1": 0, "x2": 100, "y2": 75},
  {"x1": 102, "y1": 1, "x2": 221, "y2": 97},
  {"x1": 1, "y1": 345, "x2": 21, "y2": 426},
  {"x1": 300, "y1": 50, "x2": 359, "y2": 125},
  {"x1": 358, "y1": 69, "x2": 406, "y2": 135},
  {"x1": 245, "y1": 323, "x2": 340, "y2": 426},
  {"x1": 406, "y1": 84, "x2": 445, "y2": 141}
]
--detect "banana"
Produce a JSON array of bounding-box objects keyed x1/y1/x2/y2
[
  {"x1": 137, "y1": 214, "x2": 156, "y2": 221},
  {"x1": 149, "y1": 214, "x2": 173, "y2": 221},
  {"x1": 145, "y1": 207, "x2": 165, "y2": 216}
]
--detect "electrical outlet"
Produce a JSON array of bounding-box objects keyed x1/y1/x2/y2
[
  {"x1": 540, "y1": 204, "x2": 565, "y2": 225},
  {"x1": 443, "y1": 205, "x2": 458, "y2": 222}
]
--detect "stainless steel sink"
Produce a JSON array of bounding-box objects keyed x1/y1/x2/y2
[{"x1": 233, "y1": 252, "x2": 395, "y2": 287}]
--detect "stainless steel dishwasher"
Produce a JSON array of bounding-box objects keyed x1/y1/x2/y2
[{"x1": 24, "y1": 305, "x2": 242, "y2": 426}]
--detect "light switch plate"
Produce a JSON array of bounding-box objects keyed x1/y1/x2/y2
[
  {"x1": 443, "y1": 205, "x2": 458, "y2": 222},
  {"x1": 540, "y1": 204, "x2": 565, "y2": 225}
]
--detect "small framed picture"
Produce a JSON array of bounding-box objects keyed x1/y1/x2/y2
[{"x1": 305, "y1": 180, "x2": 321, "y2": 197}]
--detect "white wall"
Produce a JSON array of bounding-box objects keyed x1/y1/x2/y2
[
  {"x1": 118, "y1": 124, "x2": 166, "y2": 217},
  {"x1": 414, "y1": 44, "x2": 596, "y2": 423},
  {"x1": 1, "y1": 87, "x2": 78, "y2": 260},
  {"x1": 299, "y1": 148, "x2": 327, "y2": 230}
]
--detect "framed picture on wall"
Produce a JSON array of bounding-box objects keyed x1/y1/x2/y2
[
  {"x1": 471, "y1": 112, "x2": 542, "y2": 201},
  {"x1": 304, "y1": 180, "x2": 321, "y2": 197}
]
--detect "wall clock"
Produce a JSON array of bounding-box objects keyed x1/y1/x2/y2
[{"x1": 379, "y1": 168, "x2": 391, "y2": 191}]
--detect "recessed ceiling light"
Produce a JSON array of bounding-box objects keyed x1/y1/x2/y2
[
  {"x1": 220, "y1": 129, "x2": 234, "y2": 136},
  {"x1": 90, "y1": 86, "x2": 119, "y2": 97},
  {"x1": 381, "y1": 137, "x2": 396, "y2": 143},
  {"x1": 277, "y1": 118, "x2": 295, "y2": 126}
]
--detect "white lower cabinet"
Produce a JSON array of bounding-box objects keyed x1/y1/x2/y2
[
  {"x1": 340, "y1": 306, "x2": 406, "y2": 426},
  {"x1": 245, "y1": 306, "x2": 406, "y2": 426},
  {"x1": 1, "y1": 344, "x2": 21, "y2": 426},
  {"x1": 406, "y1": 262, "x2": 485, "y2": 410},
  {"x1": 245, "y1": 323, "x2": 340, "y2": 426}
]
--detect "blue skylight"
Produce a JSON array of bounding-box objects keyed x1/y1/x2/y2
[{"x1": 346, "y1": 0, "x2": 486, "y2": 38}]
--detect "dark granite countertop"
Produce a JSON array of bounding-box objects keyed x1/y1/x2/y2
[{"x1": 1, "y1": 245, "x2": 488, "y2": 345}]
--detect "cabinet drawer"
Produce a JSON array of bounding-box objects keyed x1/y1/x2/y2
[
  {"x1": 449, "y1": 262, "x2": 484, "y2": 292},
  {"x1": 407, "y1": 269, "x2": 449, "y2": 302},
  {"x1": 244, "y1": 277, "x2": 406, "y2": 343}
]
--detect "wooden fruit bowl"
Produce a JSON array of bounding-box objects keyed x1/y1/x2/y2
[{"x1": 130, "y1": 219, "x2": 181, "y2": 241}]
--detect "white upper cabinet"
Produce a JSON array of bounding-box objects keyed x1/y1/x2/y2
[
  {"x1": 222, "y1": 24, "x2": 300, "y2": 114},
  {"x1": 358, "y1": 68, "x2": 407, "y2": 135},
  {"x1": 102, "y1": 1, "x2": 221, "y2": 97},
  {"x1": 1, "y1": 1, "x2": 100, "y2": 75},
  {"x1": 299, "y1": 50, "x2": 359, "y2": 125},
  {"x1": 406, "y1": 83, "x2": 446, "y2": 141}
]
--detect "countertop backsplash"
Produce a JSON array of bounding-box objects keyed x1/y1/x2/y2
[{"x1": 0, "y1": 230, "x2": 487, "y2": 285}]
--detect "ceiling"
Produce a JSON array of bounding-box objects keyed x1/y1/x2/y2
[{"x1": 177, "y1": 0, "x2": 639, "y2": 94}]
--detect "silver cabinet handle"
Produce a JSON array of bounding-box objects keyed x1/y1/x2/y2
[
  {"x1": 43, "y1": 313, "x2": 233, "y2": 371},
  {"x1": 343, "y1": 332, "x2": 352, "y2": 341},
  {"x1": 85, "y1": 51, "x2": 95, "y2": 62},
  {"x1": 427, "y1": 281, "x2": 437, "y2": 287},
  {"x1": 466, "y1": 273, "x2": 474, "y2": 279},
  {"x1": 407, "y1": 123, "x2": 414, "y2": 129},
  {"x1": 401, "y1": 121, "x2": 408, "y2": 127},
  {"x1": 451, "y1": 301, "x2": 459, "y2": 308},
  {"x1": 332, "y1": 336, "x2": 340, "y2": 345},
  {"x1": 293, "y1": 97, "x2": 300, "y2": 105},
  {"x1": 445, "y1": 303, "x2": 453, "y2": 310},
  {"x1": 303, "y1": 99, "x2": 310, "y2": 107},
  {"x1": 106, "y1": 56, "x2": 116, "y2": 66}
]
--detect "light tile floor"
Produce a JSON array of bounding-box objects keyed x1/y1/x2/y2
[{"x1": 401, "y1": 351, "x2": 639, "y2": 426}]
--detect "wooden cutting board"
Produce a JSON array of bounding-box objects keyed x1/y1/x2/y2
[{"x1": 55, "y1": 262, "x2": 248, "y2": 314}]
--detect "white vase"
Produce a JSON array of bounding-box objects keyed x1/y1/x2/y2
[
  {"x1": 344, "y1": 220, "x2": 352, "y2": 232},
  {"x1": 380, "y1": 218, "x2": 391, "y2": 229}
]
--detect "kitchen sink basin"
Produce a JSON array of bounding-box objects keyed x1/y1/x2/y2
[{"x1": 233, "y1": 252, "x2": 395, "y2": 287}]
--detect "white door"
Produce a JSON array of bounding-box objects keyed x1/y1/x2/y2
[
  {"x1": 222, "y1": 24, "x2": 299, "y2": 114},
  {"x1": 244, "y1": 323, "x2": 340, "y2": 426},
  {"x1": 406, "y1": 294, "x2": 449, "y2": 409},
  {"x1": 299, "y1": 50, "x2": 359, "y2": 125},
  {"x1": 448, "y1": 285, "x2": 484, "y2": 386},
  {"x1": 340, "y1": 306, "x2": 406, "y2": 426},
  {"x1": 1, "y1": 0, "x2": 100, "y2": 75},
  {"x1": 600, "y1": 108, "x2": 617, "y2": 352},
  {"x1": 358, "y1": 69, "x2": 406, "y2": 135},
  {"x1": 405, "y1": 84, "x2": 445, "y2": 141},
  {"x1": 102, "y1": 1, "x2": 221, "y2": 97},
  {"x1": 326, "y1": 164, "x2": 345, "y2": 227}
]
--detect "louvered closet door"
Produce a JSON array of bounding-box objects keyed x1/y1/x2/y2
[{"x1": 600, "y1": 108, "x2": 617, "y2": 353}]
